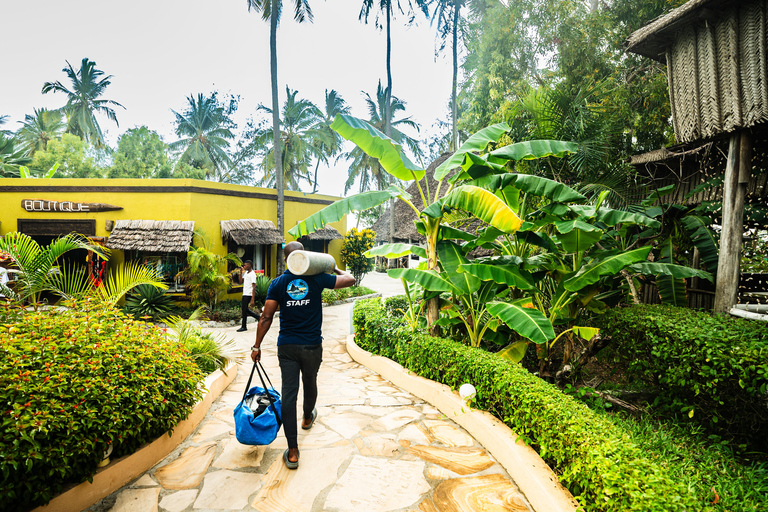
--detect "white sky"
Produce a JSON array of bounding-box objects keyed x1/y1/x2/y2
[{"x1": 0, "y1": 0, "x2": 455, "y2": 198}]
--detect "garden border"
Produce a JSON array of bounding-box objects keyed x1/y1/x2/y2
[
  {"x1": 345, "y1": 334, "x2": 579, "y2": 512},
  {"x1": 32, "y1": 362, "x2": 238, "y2": 512}
]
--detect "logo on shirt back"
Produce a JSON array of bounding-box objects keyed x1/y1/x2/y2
[{"x1": 286, "y1": 279, "x2": 308, "y2": 300}]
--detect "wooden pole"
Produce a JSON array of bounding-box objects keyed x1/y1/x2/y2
[{"x1": 714, "y1": 131, "x2": 750, "y2": 313}]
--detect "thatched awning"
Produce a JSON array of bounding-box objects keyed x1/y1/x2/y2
[
  {"x1": 298, "y1": 226, "x2": 343, "y2": 241},
  {"x1": 220, "y1": 219, "x2": 283, "y2": 245},
  {"x1": 106, "y1": 220, "x2": 194, "y2": 253},
  {"x1": 625, "y1": 0, "x2": 730, "y2": 61}
]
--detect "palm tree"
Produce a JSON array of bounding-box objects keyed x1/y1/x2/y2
[
  {"x1": 255, "y1": 87, "x2": 329, "y2": 191},
  {"x1": 0, "y1": 133, "x2": 31, "y2": 178},
  {"x1": 16, "y1": 108, "x2": 66, "y2": 156},
  {"x1": 311, "y1": 89, "x2": 350, "y2": 193},
  {"x1": 246, "y1": 0, "x2": 314, "y2": 273},
  {"x1": 41, "y1": 58, "x2": 124, "y2": 148},
  {"x1": 344, "y1": 81, "x2": 422, "y2": 194},
  {"x1": 516, "y1": 83, "x2": 640, "y2": 208},
  {"x1": 431, "y1": 0, "x2": 465, "y2": 151},
  {"x1": 359, "y1": 0, "x2": 429, "y2": 138},
  {"x1": 169, "y1": 93, "x2": 235, "y2": 178}
]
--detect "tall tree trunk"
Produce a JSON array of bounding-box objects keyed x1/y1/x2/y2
[
  {"x1": 386, "y1": 4, "x2": 395, "y2": 267},
  {"x1": 270, "y1": 0, "x2": 285, "y2": 274},
  {"x1": 311, "y1": 158, "x2": 320, "y2": 194},
  {"x1": 451, "y1": 1, "x2": 459, "y2": 152}
]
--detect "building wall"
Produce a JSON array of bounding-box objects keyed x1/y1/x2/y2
[{"x1": 0, "y1": 178, "x2": 347, "y2": 299}]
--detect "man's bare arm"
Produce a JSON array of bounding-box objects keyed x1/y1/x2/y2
[
  {"x1": 251, "y1": 299, "x2": 278, "y2": 362},
  {"x1": 333, "y1": 266, "x2": 356, "y2": 289}
]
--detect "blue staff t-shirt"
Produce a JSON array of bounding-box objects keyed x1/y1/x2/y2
[{"x1": 267, "y1": 270, "x2": 337, "y2": 346}]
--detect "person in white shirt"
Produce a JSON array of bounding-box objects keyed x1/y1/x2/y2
[
  {"x1": 237, "y1": 260, "x2": 260, "y2": 332},
  {"x1": 0, "y1": 263, "x2": 8, "y2": 300}
]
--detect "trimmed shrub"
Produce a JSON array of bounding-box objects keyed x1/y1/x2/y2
[
  {"x1": 0, "y1": 303, "x2": 204, "y2": 511},
  {"x1": 352, "y1": 298, "x2": 704, "y2": 512},
  {"x1": 590, "y1": 304, "x2": 768, "y2": 450}
]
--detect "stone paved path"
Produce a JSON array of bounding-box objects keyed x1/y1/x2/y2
[{"x1": 90, "y1": 273, "x2": 533, "y2": 512}]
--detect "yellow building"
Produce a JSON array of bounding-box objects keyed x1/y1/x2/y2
[{"x1": 0, "y1": 178, "x2": 345, "y2": 299}]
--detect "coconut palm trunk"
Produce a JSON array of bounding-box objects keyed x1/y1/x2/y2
[
  {"x1": 451, "y1": 0, "x2": 459, "y2": 151},
  {"x1": 385, "y1": 4, "x2": 396, "y2": 265},
  {"x1": 269, "y1": 0, "x2": 286, "y2": 274}
]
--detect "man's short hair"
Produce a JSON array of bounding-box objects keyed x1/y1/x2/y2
[{"x1": 244, "y1": 260, "x2": 253, "y2": 265}]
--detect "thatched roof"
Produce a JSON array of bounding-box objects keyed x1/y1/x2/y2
[
  {"x1": 626, "y1": 0, "x2": 732, "y2": 61},
  {"x1": 106, "y1": 220, "x2": 194, "y2": 252},
  {"x1": 298, "y1": 226, "x2": 343, "y2": 241},
  {"x1": 220, "y1": 219, "x2": 283, "y2": 245},
  {"x1": 372, "y1": 153, "x2": 453, "y2": 243}
]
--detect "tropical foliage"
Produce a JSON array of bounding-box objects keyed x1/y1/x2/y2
[
  {"x1": 175, "y1": 230, "x2": 241, "y2": 311},
  {"x1": 165, "y1": 310, "x2": 245, "y2": 375},
  {"x1": 343, "y1": 82, "x2": 422, "y2": 193},
  {"x1": 16, "y1": 108, "x2": 65, "y2": 157},
  {"x1": 169, "y1": 93, "x2": 235, "y2": 178},
  {"x1": 0, "y1": 232, "x2": 165, "y2": 309},
  {"x1": 255, "y1": 87, "x2": 329, "y2": 190},
  {"x1": 41, "y1": 58, "x2": 124, "y2": 149}
]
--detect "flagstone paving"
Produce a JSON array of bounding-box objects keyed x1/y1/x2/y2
[{"x1": 89, "y1": 273, "x2": 534, "y2": 512}]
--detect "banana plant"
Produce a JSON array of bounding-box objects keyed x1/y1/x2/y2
[{"x1": 289, "y1": 114, "x2": 579, "y2": 329}]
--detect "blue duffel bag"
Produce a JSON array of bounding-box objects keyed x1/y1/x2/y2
[{"x1": 234, "y1": 361, "x2": 282, "y2": 445}]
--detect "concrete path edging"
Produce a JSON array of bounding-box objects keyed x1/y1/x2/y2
[
  {"x1": 33, "y1": 362, "x2": 239, "y2": 512},
  {"x1": 345, "y1": 334, "x2": 580, "y2": 512}
]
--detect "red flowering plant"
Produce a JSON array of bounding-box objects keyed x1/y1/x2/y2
[{"x1": 0, "y1": 300, "x2": 204, "y2": 511}]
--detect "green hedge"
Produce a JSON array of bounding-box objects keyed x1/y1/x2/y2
[
  {"x1": 0, "y1": 304, "x2": 204, "y2": 511},
  {"x1": 352, "y1": 298, "x2": 705, "y2": 512},
  {"x1": 590, "y1": 304, "x2": 768, "y2": 450}
]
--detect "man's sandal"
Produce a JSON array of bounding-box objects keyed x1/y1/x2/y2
[
  {"x1": 301, "y1": 408, "x2": 317, "y2": 430},
  {"x1": 283, "y1": 449, "x2": 299, "y2": 470}
]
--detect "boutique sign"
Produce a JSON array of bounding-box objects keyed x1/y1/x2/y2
[{"x1": 21, "y1": 199, "x2": 123, "y2": 213}]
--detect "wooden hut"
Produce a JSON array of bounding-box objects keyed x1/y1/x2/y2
[
  {"x1": 298, "y1": 225, "x2": 343, "y2": 254},
  {"x1": 627, "y1": 0, "x2": 768, "y2": 313}
]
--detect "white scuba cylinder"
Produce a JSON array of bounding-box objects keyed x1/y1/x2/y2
[{"x1": 286, "y1": 250, "x2": 336, "y2": 276}]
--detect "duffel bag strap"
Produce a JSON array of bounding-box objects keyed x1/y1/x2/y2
[
  {"x1": 241, "y1": 358, "x2": 259, "y2": 403},
  {"x1": 255, "y1": 361, "x2": 282, "y2": 423}
]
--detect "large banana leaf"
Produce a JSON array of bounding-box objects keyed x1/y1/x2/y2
[
  {"x1": 497, "y1": 340, "x2": 529, "y2": 363},
  {"x1": 289, "y1": 187, "x2": 401, "y2": 238},
  {"x1": 554, "y1": 220, "x2": 603, "y2": 253},
  {"x1": 641, "y1": 184, "x2": 676, "y2": 206},
  {"x1": 681, "y1": 216, "x2": 719, "y2": 271},
  {"x1": 630, "y1": 262, "x2": 713, "y2": 282},
  {"x1": 516, "y1": 230, "x2": 557, "y2": 252},
  {"x1": 365, "y1": 243, "x2": 426, "y2": 259},
  {"x1": 563, "y1": 246, "x2": 652, "y2": 291},
  {"x1": 657, "y1": 276, "x2": 688, "y2": 306},
  {"x1": 468, "y1": 173, "x2": 585, "y2": 203},
  {"x1": 435, "y1": 123, "x2": 510, "y2": 181},
  {"x1": 487, "y1": 301, "x2": 555, "y2": 344},
  {"x1": 387, "y1": 268, "x2": 459, "y2": 293},
  {"x1": 331, "y1": 114, "x2": 425, "y2": 181},
  {"x1": 489, "y1": 140, "x2": 579, "y2": 162},
  {"x1": 438, "y1": 241, "x2": 480, "y2": 294},
  {"x1": 570, "y1": 205, "x2": 661, "y2": 228},
  {"x1": 454, "y1": 152, "x2": 507, "y2": 182},
  {"x1": 422, "y1": 185, "x2": 523, "y2": 233},
  {"x1": 438, "y1": 225, "x2": 477, "y2": 242},
  {"x1": 459, "y1": 263, "x2": 537, "y2": 291}
]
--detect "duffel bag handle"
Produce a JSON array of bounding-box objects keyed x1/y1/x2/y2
[{"x1": 242, "y1": 359, "x2": 281, "y2": 423}]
